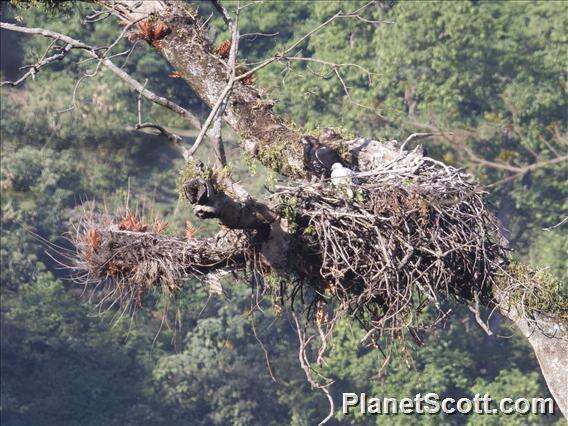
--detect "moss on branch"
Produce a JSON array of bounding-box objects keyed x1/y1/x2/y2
[{"x1": 497, "y1": 261, "x2": 568, "y2": 323}]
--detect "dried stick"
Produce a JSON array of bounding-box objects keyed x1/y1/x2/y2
[
  {"x1": 292, "y1": 313, "x2": 335, "y2": 425},
  {"x1": 187, "y1": 3, "x2": 240, "y2": 157}
]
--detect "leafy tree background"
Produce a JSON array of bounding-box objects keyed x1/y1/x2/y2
[{"x1": 1, "y1": 1, "x2": 566, "y2": 425}]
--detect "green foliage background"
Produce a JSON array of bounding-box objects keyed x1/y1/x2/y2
[{"x1": 1, "y1": 1, "x2": 566, "y2": 424}]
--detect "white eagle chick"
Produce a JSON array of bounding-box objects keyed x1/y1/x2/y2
[{"x1": 331, "y1": 162, "x2": 357, "y2": 198}]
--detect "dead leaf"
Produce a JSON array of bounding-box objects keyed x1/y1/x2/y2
[
  {"x1": 185, "y1": 220, "x2": 197, "y2": 239},
  {"x1": 85, "y1": 228, "x2": 101, "y2": 252},
  {"x1": 215, "y1": 39, "x2": 231, "y2": 59},
  {"x1": 153, "y1": 220, "x2": 169, "y2": 234},
  {"x1": 119, "y1": 213, "x2": 147, "y2": 232}
]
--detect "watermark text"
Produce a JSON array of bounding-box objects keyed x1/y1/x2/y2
[{"x1": 342, "y1": 393, "x2": 554, "y2": 415}]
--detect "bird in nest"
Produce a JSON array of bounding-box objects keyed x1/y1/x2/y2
[
  {"x1": 301, "y1": 135, "x2": 343, "y2": 179},
  {"x1": 331, "y1": 162, "x2": 357, "y2": 198}
]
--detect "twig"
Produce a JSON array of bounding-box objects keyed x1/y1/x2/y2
[
  {"x1": 209, "y1": 115, "x2": 227, "y2": 166},
  {"x1": 235, "y1": 3, "x2": 376, "y2": 83},
  {"x1": 188, "y1": 3, "x2": 240, "y2": 157},
  {"x1": 399, "y1": 133, "x2": 434, "y2": 152},
  {"x1": 468, "y1": 291, "x2": 493, "y2": 336},
  {"x1": 292, "y1": 312, "x2": 335, "y2": 425},
  {"x1": 1, "y1": 43, "x2": 73, "y2": 87},
  {"x1": 543, "y1": 217, "x2": 568, "y2": 231},
  {"x1": 133, "y1": 78, "x2": 189, "y2": 158},
  {"x1": 250, "y1": 313, "x2": 280, "y2": 384}
]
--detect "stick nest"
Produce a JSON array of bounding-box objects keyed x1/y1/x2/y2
[{"x1": 272, "y1": 154, "x2": 509, "y2": 343}]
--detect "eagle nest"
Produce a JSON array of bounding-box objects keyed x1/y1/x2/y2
[
  {"x1": 67, "y1": 152, "x2": 514, "y2": 346},
  {"x1": 271, "y1": 153, "x2": 509, "y2": 344}
]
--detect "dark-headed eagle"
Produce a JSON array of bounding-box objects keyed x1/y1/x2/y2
[{"x1": 301, "y1": 135, "x2": 343, "y2": 179}]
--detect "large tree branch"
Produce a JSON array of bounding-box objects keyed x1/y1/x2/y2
[
  {"x1": 495, "y1": 288, "x2": 568, "y2": 414},
  {"x1": 182, "y1": 176, "x2": 276, "y2": 232},
  {"x1": 98, "y1": 0, "x2": 394, "y2": 178}
]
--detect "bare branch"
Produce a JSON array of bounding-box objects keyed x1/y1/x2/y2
[
  {"x1": 240, "y1": 31, "x2": 279, "y2": 40},
  {"x1": 403, "y1": 121, "x2": 568, "y2": 185},
  {"x1": 188, "y1": 80, "x2": 234, "y2": 157},
  {"x1": 476, "y1": 153, "x2": 568, "y2": 175},
  {"x1": 134, "y1": 79, "x2": 190, "y2": 159},
  {"x1": 137, "y1": 122, "x2": 191, "y2": 157},
  {"x1": 278, "y1": 55, "x2": 373, "y2": 80},
  {"x1": 83, "y1": 9, "x2": 112, "y2": 24},
  {"x1": 543, "y1": 216, "x2": 568, "y2": 231},
  {"x1": 468, "y1": 291, "x2": 493, "y2": 336},
  {"x1": 188, "y1": 3, "x2": 240, "y2": 157},
  {"x1": 0, "y1": 22, "x2": 201, "y2": 130},
  {"x1": 1, "y1": 42, "x2": 73, "y2": 87},
  {"x1": 235, "y1": 3, "x2": 378, "y2": 83},
  {"x1": 210, "y1": 115, "x2": 227, "y2": 167},
  {"x1": 292, "y1": 312, "x2": 335, "y2": 425},
  {"x1": 399, "y1": 132, "x2": 435, "y2": 152}
]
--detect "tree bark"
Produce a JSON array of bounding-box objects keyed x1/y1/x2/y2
[
  {"x1": 183, "y1": 177, "x2": 276, "y2": 231},
  {"x1": 496, "y1": 291, "x2": 568, "y2": 415}
]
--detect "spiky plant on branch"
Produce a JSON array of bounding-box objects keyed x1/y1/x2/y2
[{"x1": 71, "y1": 207, "x2": 250, "y2": 313}]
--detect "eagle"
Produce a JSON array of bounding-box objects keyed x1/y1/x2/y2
[
  {"x1": 331, "y1": 163, "x2": 356, "y2": 185},
  {"x1": 301, "y1": 135, "x2": 343, "y2": 179},
  {"x1": 331, "y1": 162, "x2": 357, "y2": 198}
]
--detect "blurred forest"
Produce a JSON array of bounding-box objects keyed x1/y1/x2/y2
[{"x1": 1, "y1": 1, "x2": 566, "y2": 425}]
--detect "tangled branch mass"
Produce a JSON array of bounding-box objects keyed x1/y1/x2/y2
[{"x1": 70, "y1": 150, "x2": 510, "y2": 345}]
